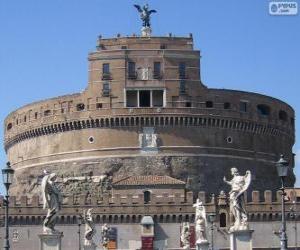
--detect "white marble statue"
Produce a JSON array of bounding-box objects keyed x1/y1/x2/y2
[
  {"x1": 83, "y1": 209, "x2": 96, "y2": 246},
  {"x1": 223, "y1": 167, "x2": 251, "y2": 231},
  {"x1": 141, "y1": 67, "x2": 150, "y2": 80},
  {"x1": 193, "y1": 199, "x2": 208, "y2": 243},
  {"x1": 41, "y1": 171, "x2": 62, "y2": 234},
  {"x1": 101, "y1": 223, "x2": 110, "y2": 250},
  {"x1": 181, "y1": 222, "x2": 190, "y2": 250}
]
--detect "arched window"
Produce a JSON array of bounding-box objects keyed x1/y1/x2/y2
[
  {"x1": 144, "y1": 190, "x2": 151, "y2": 203},
  {"x1": 257, "y1": 104, "x2": 270, "y2": 116},
  {"x1": 279, "y1": 110, "x2": 288, "y2": 121},
  {"x1": 44, "y1": 110, "x2": 51, "y2": 116},
  {"x1": 159, "y1": 215, "x2": 164, "y2": 222},
  {"x1": 220, "y1": 212, "x2": 227, "y2": 227},
  {"x1": 7, "y1": 123, "x2": 12, "y2": 131},
  {"x1": 76, "y1": 103, "x2": 85, "y2": 111}
]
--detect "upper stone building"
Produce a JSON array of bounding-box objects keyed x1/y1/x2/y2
[{"x1": 3, "y1": 24, "x2": 295, "y2": 199}]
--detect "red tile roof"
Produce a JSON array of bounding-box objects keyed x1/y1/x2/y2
[{"x1": 113, "y1": 175, "x2": 186, "y2": 186}]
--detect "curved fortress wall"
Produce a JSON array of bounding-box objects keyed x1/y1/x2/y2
[{"x1": 4, "y1": 35, "x2": 295, "y2": 197}]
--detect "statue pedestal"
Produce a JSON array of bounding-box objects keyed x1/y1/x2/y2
[
  {"x1": 141, "y1": 27, "x2": 152, "y2": 37},
  {"x1": 83, "y1": 245, "x2": 96, "y2": 250},
  {"x1": 196, "y1": 241, "x2": 209, "y2": 250},
  {"x1": 229, "y1": 230, "x2": 253, "y2": 250},
  {"x1": 39, "y1": 233, "x2": 63, "y2": 250}
]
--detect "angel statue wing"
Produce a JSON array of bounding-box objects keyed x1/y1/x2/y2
[
  {"x1": 134, "y1": 4, "x2": 142, "y2": 13},
  {"x1": 238, "y1": 170, "x2": 251, "y2": 198},
  {"x1": 149, "y1": 9, "x2": 157, "y2": 14}
]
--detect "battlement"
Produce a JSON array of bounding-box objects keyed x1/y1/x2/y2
[
  {"x1": 1, "y1": 190, "x2": 299, "y2": 227},
  {"x1": 95, "y1": 34, "x2": 195, "y2": 51},
  {"x1": 1, "y1": 190, "x2": 298, "y2": 208}
]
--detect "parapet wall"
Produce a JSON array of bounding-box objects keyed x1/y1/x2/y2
[
  {"x1": 1, "y1": 190, "x2": 299, "y2": 226},
  {"x1": 1, "y1": 189, "x2": 298, "y2": 211}
]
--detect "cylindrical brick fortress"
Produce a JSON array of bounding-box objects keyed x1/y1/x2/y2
[{"x1": 4, "y1": 35, "x2": 295, "y2": 197}]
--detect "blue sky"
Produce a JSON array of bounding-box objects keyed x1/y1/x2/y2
[{"x1": 0, "y1": 0, "x2": 299, "y2": 192}]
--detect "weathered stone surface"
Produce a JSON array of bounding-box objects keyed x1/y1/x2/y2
[
  {"x1": 229, "y1": 230, "x2": 253, "y2": 250},
  {"x1": 39, "y1": 233, "x2": 63, "y2": 250},
  {"x1": 10, "y1": 154, "x2": 294, "y2": 198}
]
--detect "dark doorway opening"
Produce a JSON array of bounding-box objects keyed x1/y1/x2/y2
[{"x1": 139, "y1": 90, "x2": 151, "y2": 107}]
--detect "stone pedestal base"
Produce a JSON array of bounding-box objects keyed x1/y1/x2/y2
[
  {"x1": 39, "y1": 233, "x2": 63, "y2": 250},
  {"x1": 141, "y1": 27, "x2": 152, "y2": 37},
  {"x1": 196, "y1": 241, "x2": 209, "y2": 250},
  {"x1": 229, "y1": 230, "x2": 253, "y2": 250},
  {"x1": 83, "y1": 245, "x2": 96, "y2": 250}
]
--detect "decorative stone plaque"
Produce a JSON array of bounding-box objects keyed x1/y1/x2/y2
[{"x1": 139, "y1": 127, "x2": 158, "y2": 152}]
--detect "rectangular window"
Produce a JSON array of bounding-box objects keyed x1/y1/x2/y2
[
  {"x1": 179, "y1": 62, "x2": 186, "y2": 79},
  {"x1": 128, "y1": 62, "x2": 136, "y2": 79},
  {"x1": 152, "y1": 90, "x2": 164, "y2": 107},
  {"x1": 206, "y1": 101, "x2": 213, "y2": 108},
  {"x1": 126, "y1": 90, "x2": 138, "y2": 107},
  {"x1": 102, "y1": 63, "x2": 110, "y2": 79},
  {"x1": 240, "y1": 101, "x2": 248, "y2": 112},
  {"x1": 179, "y1": 80, "x2": 186, "y2": 94},
  {"x1": 139, "y1": 90, "x2": 151, "y2": 107},
  {"x1": 102, "y1": 82, "x2": 110, "y2": 97},
  {"x1": 224, "y1": 102, "x2": 231, "y2": 109},
  {"x1": 291, "y1": 117, "x2": 295, "y2": 128},
  {"x1": 153, "y1": 62, "x2": 161, "y2": 79},
  {"x1": 103, "y1": 63, "x2": 110, "y2": 74},
  {"x1": 185, "y1": 102, "x2": 192, "y2": 107}
]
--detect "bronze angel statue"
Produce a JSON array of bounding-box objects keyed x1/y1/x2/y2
[
  {"x1": 224, "y1": 168, "x2": 251, "y2": 231},
  {"x1": 134, "y1": 4, "x2": 156, "y2": 28}
]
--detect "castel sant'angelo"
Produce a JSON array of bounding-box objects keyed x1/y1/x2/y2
[{"x1": 1, "y1": 4, "x2": 299, "y2": 250}]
